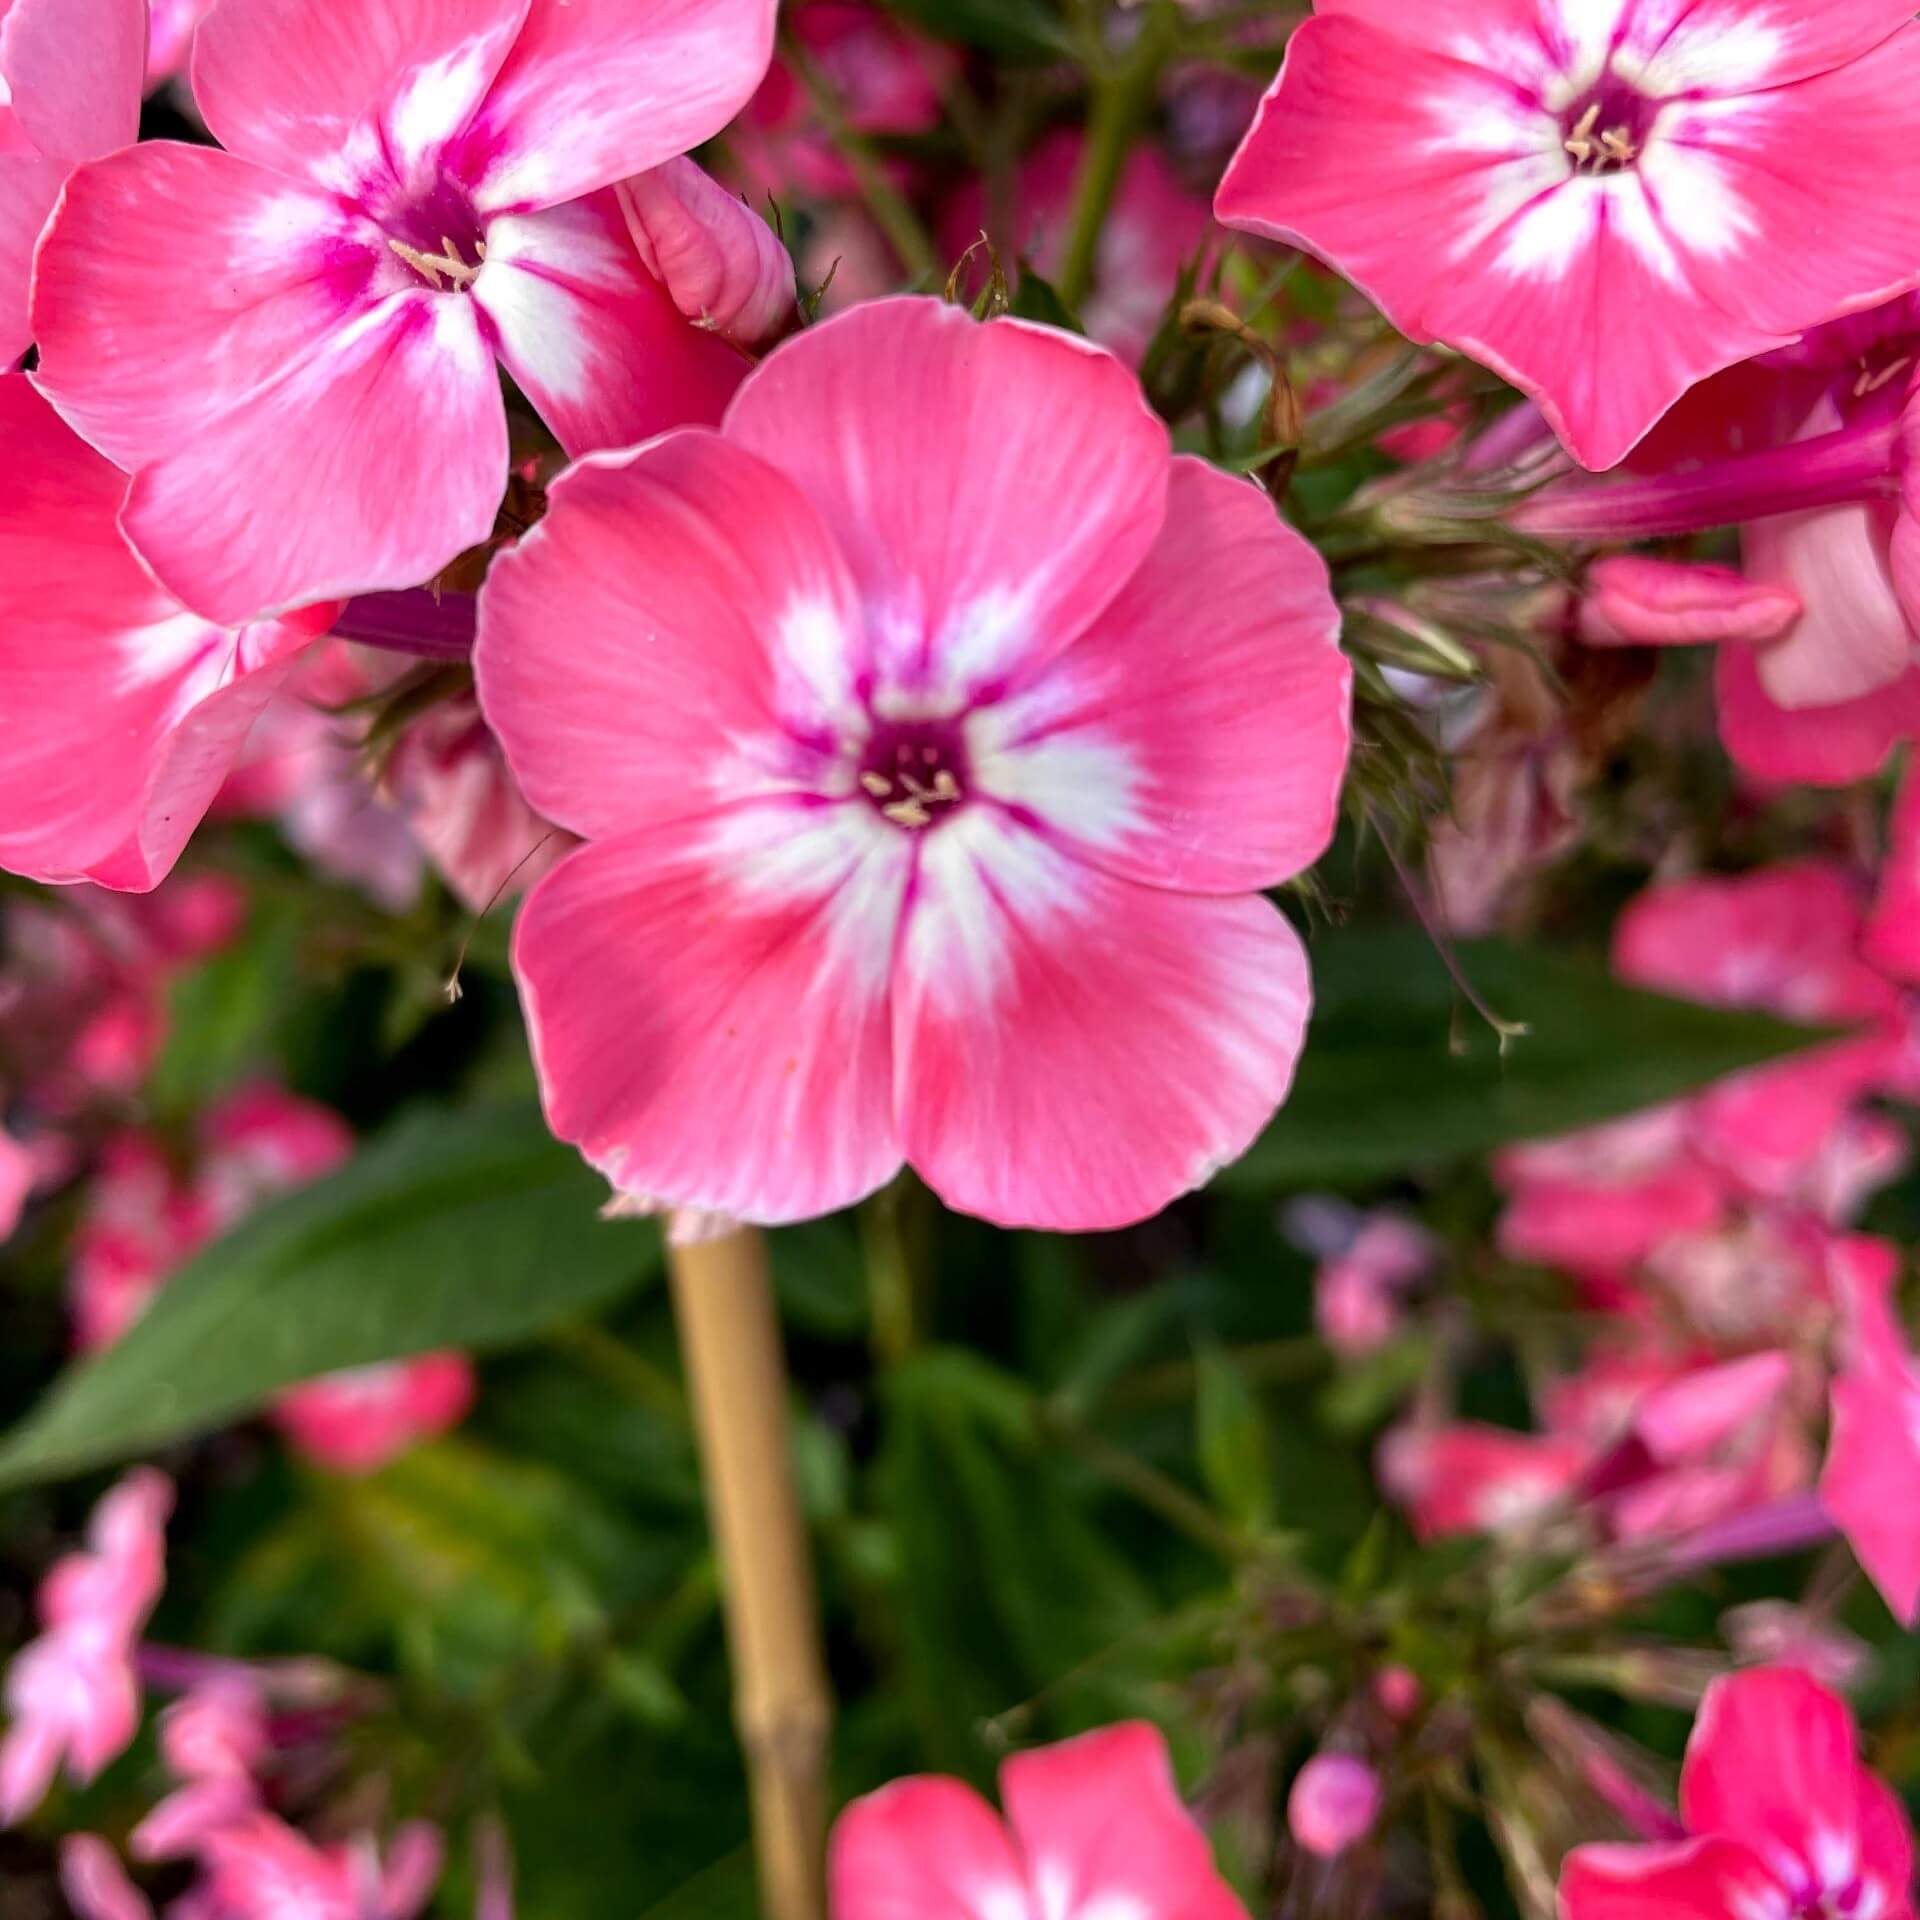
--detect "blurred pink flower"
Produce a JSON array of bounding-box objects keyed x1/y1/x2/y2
[
  {"x1": 1314, "y1": 1214, "x2": 1431, "y2": 1358},
  {"x1": 274, "y1": 1356, "x2": 478, "y2": 1476},
  {"x1": 942, "y1": 131, "x2": 1211, "y2": 364},
  {"x1": 1561, "y1": 1668, "x2": 1914, "y2": 1920},
  {"x1": 1287, "y1": 1752, "x2": 1381, "y2": 1860},
  {"x1": 69, "y1": 1088, "x2": 474, "y2": 1471},
  {"x1": 475, "y1": 297, "x2": 1350, "y2": 1230},
  {"x1": 144, "y1": 0, "x2": 214, "y2": 88},
  {"x1": 731, "y1": 0, "x2": 951, "y2": 202},
  {"x1": 1614, "y1": 864, "x2": 1905, "y2": 1196},
  {"x1": 33, "y1": 0, "x2": 783, "y2": 627},
  {"x1": 1378, "y1": 1423, "x2": 1585, "y2": 1542},
  {"x1": 0, "y1": 1470, "x2": 173, "y2": 1824},
  {"x1": 1822, "y1": 1236, "x2": 1920, "y2": 1625},
  {"x1": 1217, "y1": 1, "x2": 1920, "y2": 471},
  {"x1": 830, "y1": 1722, "x2": 1248, "y2": 1920}
]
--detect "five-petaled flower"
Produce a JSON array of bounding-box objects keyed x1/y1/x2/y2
[
  {"x1": 829, "y1": 1721, "x2": 1250, "y2": 1920},
  {"x1": 31, "y1": 0, "x2": 789, "y2": 627},
  {"x1": 475, "y1": 296, "x2": 1352, "y2": 1232},
  {"x1": 1215, "y1": 0, "x2": 1920, "y2": 470},
  {"x1": 1560, "y1": 1667, "x2": 1915, "y2": 1920}
]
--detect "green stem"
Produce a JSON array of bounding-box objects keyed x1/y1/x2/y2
[
  {"x1": 547, "y1": 1322, "x2": 687, "y2": 1422},
  {"x1": 1036, "y1": 1401, "x2": 1244, "y2": 1563},
  {"x1": 861, "y1": 1177, "x2": 920, "y2": 1367},
  {"x1": 1055, "y1": 1, "x2": 1178, "y2": 311},
  {"x1": 781, "y1": 38, "x2": 940, "y2": 283}
]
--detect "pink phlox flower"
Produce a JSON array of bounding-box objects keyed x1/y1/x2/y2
[
  {"x1": 1216, "y1": 0, "x2": 1920, "y2": 472},
  {"x1": 829, "y1": 1721, "x2": 1250, "y2": 1920},
  {"x1": 474, "y1": 297, "x2": 1352, "y2": 1231},
  {"x1": 272, "y1": 1355, "x2": 477, "y2": 1476},
  {"x1": 1495, "y1": 1104, "x2": 1729, "y2": 1284},
  {"x1": 0, "y1": 1470, "x2": 173, "y2": 1825},
  {"x1": 1821, "y1": 1235, "x2": 1920, "y2": 1625},
  {"x1": 1313, "y1": 1212, "x2": 1432, "y2": 1358},
  {"x1": 1614, "y1": 865, "x2": 1906, "y2": 1197},
  {"x1": 32, "y1": 0, "x2": 787, "y2": 628},
  {"x1": 1561, "y1": 1667, "x2": 1915, "y2": 1920},
  {"x1": 1376, "y1": 1421, "x2": 1586, "y2": 1542}
]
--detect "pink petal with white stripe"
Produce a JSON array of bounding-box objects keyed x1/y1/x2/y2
[
  {"x1": 892, "y1": 811, "x2": 1311, "y2": 1230},
  {"x1": 455, "y1": 0, "x2": 776, "y2": 215},
  {"x1": 475, "y1": 432, "x2": 865, "y2": 842},
  {"x1": 188, "y1": 0, "x2": 527, "y2": 197},
  {"x1": 724, "y1": 297, "x2": 1170, "y2": 702},
  {"x1": 831, "y1": 1777, "x2": 1027, "y2": 1920},
  {"x1": 618, "y1": 159, "x2": 796, "y2": 347},
  {"x1": 474, "y1": 189, "x2": 750, "y2": 458},
  {"x1": 514, "y1": 805, "x2": 911, "y2": 1223},
  {"x1": 1679, "y1": 1668, "x2": 1864, "y2": 1882},
  {"x1": 1000, "y1": 1724, "x2": 1248, "y2": 1920},
  {"x1": 1560, "y1": 1836, "x2": 1787, "y2": 1920},
  {"x1": 973, "y1": 458, "x2": 1349, "y2": 894},
  {"x1": 33, "y1": 143, "x2": 506, "y2": 624},
  {"x1": 0, "y1": 379, "x2": 324, "y2": 890}
]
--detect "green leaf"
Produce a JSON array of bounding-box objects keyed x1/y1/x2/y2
[
  {"x1": 0, "y1": 1105, "x2": 659, "y2": 1492},
  {"x1": 878, "y1": 1349, "x2": 1155, "y2": 1776},
  {"x1": 1227, "y1": 928, "x2": 1839, "y2": 1189},
  {"x1": 1009, "y1": 260, "x2": 1084, "y2": 334},
  {"x1": 1192, "y1": 1339, "x2": 1272, "y2": 1533},
  {"x1": 881, "y1": 0, "x2": 1074, "y2": 61}
]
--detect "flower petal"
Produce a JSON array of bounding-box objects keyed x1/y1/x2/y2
[
  {"x1": 829, "y1": 1777, "x2": 1025, "y2": 1920},
  {"x1": 475, "y1": 430, "x2": 864, "y2": 841},
  {"x1": 0, "y1": 150, "x2": 65, "y2": 361},
  {"x1": 1680, "y1": 1669, "x2": 1863, "y2": 1875},
  {"x1": 724, "y1": 297, "x2": 1171, "y2": 703},
  {"x1": 33, "y1": 143, "x2": 506, "y2": 625},
  {"x1": 1715, "y1": 640, "x2": 1920, "y2": 787},
  {"x1": 892, "y1": 812, "x2": 1310, "y2": 1230},
  {"x1": 455, "y1": 0, "x2": 777, "y2": 214},
  {"x1": 1559, "y1": 1837, "x2": 1785, "y2": 1920},
  {"x1": 1824, "y1": 1367, "x2": 1920, "y2": 1625},
  {"x1": 0, "y1": 378, "x2": 321, "y2": 890},
  {"x1": 0, "y1": 0, "x2": 143, "y2": 163},
  {"x1": 473, "y1": 189, "x2": 749, "y2": 458},
  {"x1": 189, "y1": 0, "x2": 527, "y2": 199},
  {"x1": 973, "y1": 457, "x2": 1348, "y2": 894},
  {"x1": 1001, "y1": 1724, "x2": 1247, "y2": 1920},
  {"x1": 513, "y1": 802, "x2": 910, "y2": 1223}
]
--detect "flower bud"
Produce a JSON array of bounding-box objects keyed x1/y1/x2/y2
[{"x1": 1287, "y1": 1752, "x2": 1382, "y2": 1859}]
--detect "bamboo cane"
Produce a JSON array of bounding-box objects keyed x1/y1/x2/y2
[{"x1": 667, "y1": 1225, "x2": 833, "y2": 1920}]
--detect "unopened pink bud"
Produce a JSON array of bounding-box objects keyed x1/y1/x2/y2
[
  {"x1": 1579, "y1": 557, "x2": 1801, "y2": 649},
  {"x1": 1288, "y1": 1752, "x2": 1382, "y2": 1859},
  {"x1": 1372, "y1": 1666, "x2": 1422, "y2": 1723}
]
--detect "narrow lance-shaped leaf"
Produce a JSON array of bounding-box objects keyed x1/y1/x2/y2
[
  {"x1": 1226, "y1": 929, "x2": 1843, "y2": 1189},
  {"x1": 0, "y1": 1104, "x2": 659, "y2": 1493}
]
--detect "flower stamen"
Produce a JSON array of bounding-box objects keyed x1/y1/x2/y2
[{"x1": 388, "y1": 235, "x2": 487, "y2": 292}]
